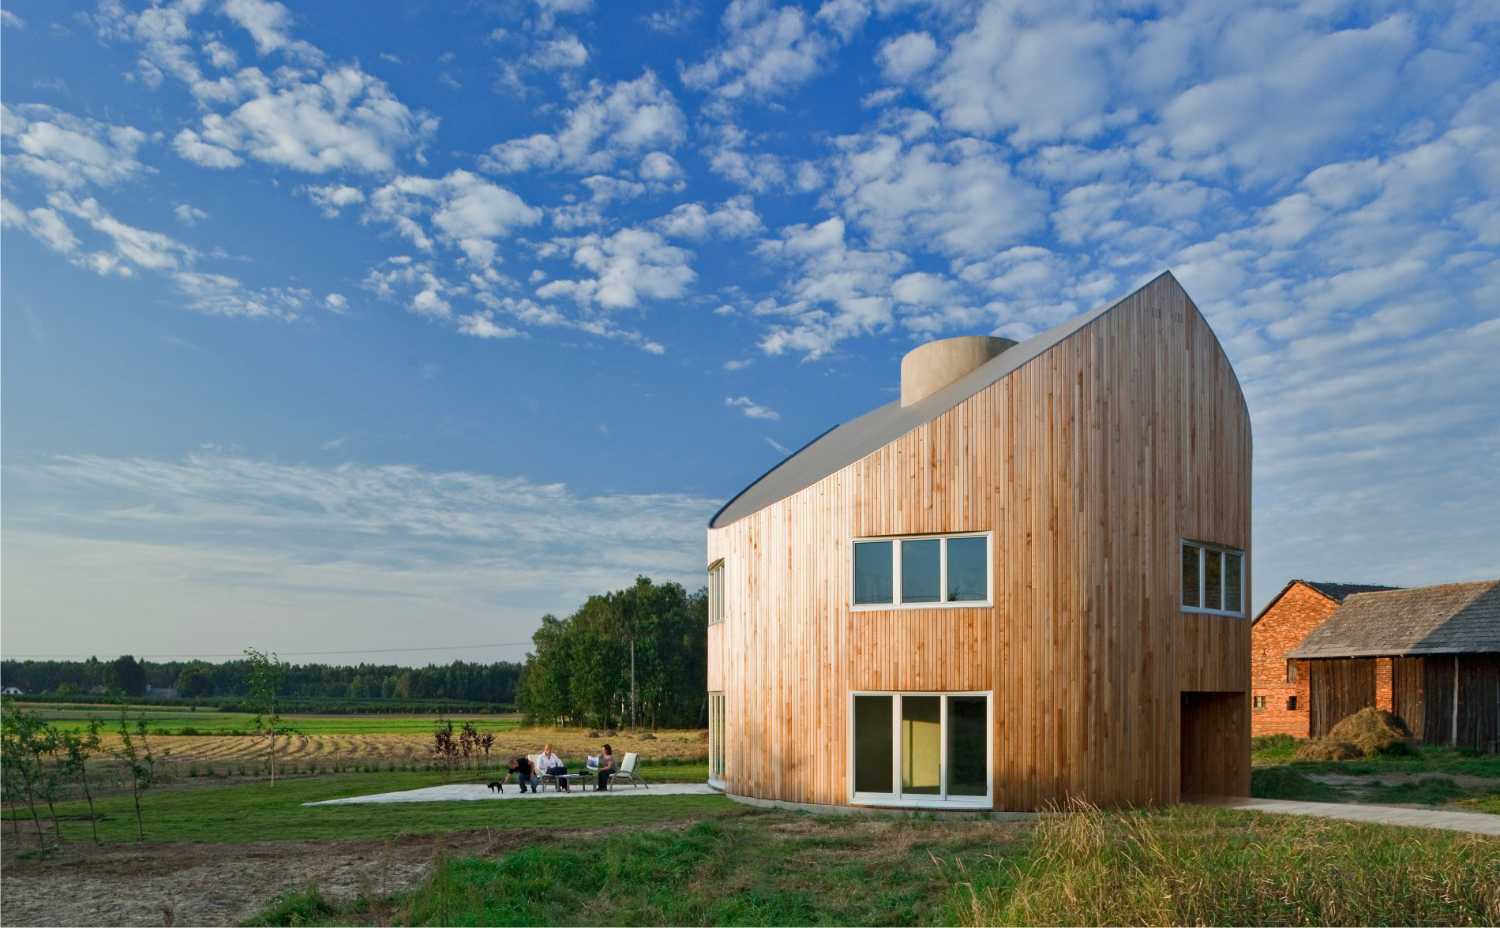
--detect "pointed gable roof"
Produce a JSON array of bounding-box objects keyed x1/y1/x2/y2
[{"x1": 711, "y1": 271, "x2": 1204, "y2": 528}]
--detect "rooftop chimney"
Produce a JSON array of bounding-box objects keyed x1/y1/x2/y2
[{"x1": 900, "y1": 335, "x2": 1017, "y2": 407}]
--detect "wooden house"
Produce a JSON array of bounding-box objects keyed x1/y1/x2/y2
[
  {"x1": 1288, "y1": 580, "x2": 1500, "y2": 752},
  {"x1": 705, "y1": 272, "x2": 1253, "y2": 810}
]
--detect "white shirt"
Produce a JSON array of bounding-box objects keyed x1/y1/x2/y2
[{"x1": 539, "y1": 751, "x2": 563, "y2": 769}]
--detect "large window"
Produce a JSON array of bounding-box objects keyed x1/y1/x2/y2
[
  {"x1": 708, "y1": 692, "x2": 726, "y2": 784},
  {"x1": 852, "y1": 533, "x2": 991, "y2": 609},
  {"x1": 1181, "y1": 541, "x2": 1245, "y2": 616},
  {"x1": 707, "y1": 560, "x2": 725, "y2": 625},
  {"x1": 850, "y1": 692, "x2": 990, "y2": 806}
]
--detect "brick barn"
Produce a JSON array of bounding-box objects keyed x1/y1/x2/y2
[
  {"x1": 1251, "y1": 580, "x2": 1397, "y2": 738},
  {"x1": 1288, "y1": 580, "x2": 1500, "y2": 752}
]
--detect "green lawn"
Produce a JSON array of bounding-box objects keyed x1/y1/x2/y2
[
  {"x1": 248, "y1": 803, "x2": 1500, "y2": 927},
  {"x1": 3, "y1": 764, "x2": 717, "y2": 844},
  {"x1": 17, "y1": 704, "x2": 523, "y2": 736},
  {"x1": 1250, "y1": 736, "x2": 1500, "y2": 811}
]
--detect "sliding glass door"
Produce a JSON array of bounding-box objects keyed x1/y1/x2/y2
[{"x1": 851, "y1": 692, "x2": 991, "y2": 807}]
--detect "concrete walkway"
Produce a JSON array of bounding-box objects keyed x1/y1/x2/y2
[
  {"x1": 305, "y1": 782, "x2": 718, "y2": 806},
  {"x1": 1206, "y1": 797, "x2": 1500, "y2": 836}
]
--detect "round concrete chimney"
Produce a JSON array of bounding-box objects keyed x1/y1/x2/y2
[{"x1": 900, "y1": 335, "x2": 1017, "y2": 407}]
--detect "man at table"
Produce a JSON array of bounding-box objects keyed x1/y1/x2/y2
[{"x1": 539, "y1": 744, "x2": 568, "y2": 791}]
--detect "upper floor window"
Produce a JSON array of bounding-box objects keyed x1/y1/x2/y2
[
  {"x1": 853, "y1": 533, "x2": 990, "y2": 610},
  {"x1": 1181, "y1": 540, "x2": 1244, "y2": 616},
  {"x1": 707, "y1": 559, "x2": 725, "y2": 625}
]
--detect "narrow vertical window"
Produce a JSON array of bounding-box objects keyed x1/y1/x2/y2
[
  {"x1": 946, "y1": 536, "x2": 988, "y2": 602},
  {"x1": 1204, "y1": 548, "x2": 1223, "y2": 611},
  {"x1": 1181, "y1": 543, "x2": 1200, "y2": 608},
  {"x1": 901, "y1": 539, "x2": 941, "y2": 604},
  {"x1": 853, "y1": 695, "x2": 894, "y2": 794},
  {"x1": 1224, "y1": 551, "x2": 1242, "y2": 614},
  {"x1": 708, "y1": 692, "x2": 725, "y2": 782},
  {"x1": 900, "y1": 696, "x2": 942, "y2": 795},
  {"x1": 707, "y1": 560, "x2": 725, "y2": 625},
  {"x1": 854, "y1": 541, "x2": 894, "y2": 605}
]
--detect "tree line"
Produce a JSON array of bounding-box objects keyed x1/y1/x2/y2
[
  {"x1": 517, "y1": 576, "x2": 708, "y2": 730},
  {"x1": 0, "y1": 655, "x2": 523, "y2": 706}
]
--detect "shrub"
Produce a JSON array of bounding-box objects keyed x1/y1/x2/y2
[
  {"x1": 1326, "y1": 707, "x2": 1413, "y2": 757},
  {"x1": 1251, "y1": 766, "x2": 1346, "y2": 801}
]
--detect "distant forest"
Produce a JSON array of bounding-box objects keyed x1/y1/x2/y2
[{"x1": 2, "y1": 576, "x2": 709, "y2": 727}]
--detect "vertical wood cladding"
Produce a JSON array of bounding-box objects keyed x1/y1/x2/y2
[
  {"x1": 1308, "y1": 658, "x2": 1377, "y2": 736},
  {"x1": 1181, "y1": 692, "x2": 1250, "y2": 797},
  {"x1": 706, "y1": 275, "x2": 1252, "y2": 809},
  {"x1": 1393, "y1": 656, "x2": 1427, "y2": 740},
  {"x1": 1250, "y1": 582, "x2": 1340, "y2": 738}
]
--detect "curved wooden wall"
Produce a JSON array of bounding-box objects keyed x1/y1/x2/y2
[{"x1": 706, "y1": 275, "x2": 1251, "y2": 809}]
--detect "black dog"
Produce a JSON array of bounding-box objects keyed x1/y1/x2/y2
[{"x1": 487, "y1": 780, "x2": 504, "y2": 793}]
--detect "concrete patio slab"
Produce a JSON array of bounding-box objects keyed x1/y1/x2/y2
[
  {"x1": 1205, "y1": 797, "x2": 1500, "y2": 836},
  {"x1": 305, "y1": 782, "x2": 718, "y2": 806}
]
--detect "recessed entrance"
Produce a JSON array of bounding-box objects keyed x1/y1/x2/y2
[{"x1": 1180, "y1": 692, "x2": 1250, "y2": 799}]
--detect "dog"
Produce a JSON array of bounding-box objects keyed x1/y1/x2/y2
[{"x1": 487, "y1": 780, "x2": 504, "y2": 793}]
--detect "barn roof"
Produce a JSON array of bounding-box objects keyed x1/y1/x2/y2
[
  {"x1": 710, "y1": 271, "x2": 1184, "y2": 529},
  {"x1": 1288, "y1": 580, "x2": 1500, "y2": 659},
  {"x1": 1301, "y1": 580, "x2": 1404, "y2": 603}
]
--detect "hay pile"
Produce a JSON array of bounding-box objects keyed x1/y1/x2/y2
[{"x1": 1294, "y1": 707, "x2": 1414, "y2": 761}]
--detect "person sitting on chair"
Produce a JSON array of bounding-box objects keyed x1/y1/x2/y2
[
  {"x1": 539, "y1": 744, "x2": 568, "y2": 791},
  {"x1": 508, "y1": 754, "x2": 536, "y2": 793},
  {"x1": 596, "y1": 743, "x2": 615, "y2": 791}
]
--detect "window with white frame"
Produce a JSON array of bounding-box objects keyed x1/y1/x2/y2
[
  {"x1": 851, "y1": 692, "x2": 990, "y2": 806},
  {"x1": 852, "y1": 533, "x2": 990, "y2": 609},
  {"x1": 707, "y1": 560, "x2": 725, "y2": 625},
  {"x1": 708, "y1": 692, "x2": 725, "y2": 784},
  {"x1": 1181, "y1": 541, "x2": 1245, "y2": 616}
]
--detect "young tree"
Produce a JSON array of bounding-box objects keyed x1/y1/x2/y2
[
  {"x1": 1, "y1": 706, "x2": 48, "y2": 843},
  {"x1": 244, "y1": 648, "x2": 293, "y2": 784},
  {"x1": 113, "y1": 712, "x2": 156, "y2": 841},
  {"x1": 59, "y1": 720, "x2": 103, "y2": 843}
]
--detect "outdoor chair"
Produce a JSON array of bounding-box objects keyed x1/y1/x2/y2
[{"x1": 611, "y1": 751, "x2": 647, "y2": 788}]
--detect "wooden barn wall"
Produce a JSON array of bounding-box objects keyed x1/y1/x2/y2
[
  {"x1": 1457, "y1": 654, "x2": 1500, "y2": 752},
  {"x1": 706, "y1": 277, "x2": 1252, "y2": 809},
  {"x1": 1392, "y1": 656, "x2": 1426, "y2": 740},
  {"x1": 1308, "y1": 658, "x2": 1376, "y2": 736}
]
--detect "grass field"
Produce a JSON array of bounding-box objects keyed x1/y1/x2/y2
[
  {"x1": 244, "y1": 801, "x2": 1500, "y2": 926},
  {"x1": 3, "y1": 764, "x2": 715, "y2": 844},
  {"x1": 1250, "y1": 735, "x2": 1500, "y2": 811}
]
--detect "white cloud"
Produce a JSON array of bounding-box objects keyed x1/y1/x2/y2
[
  {"x1": 537, "y1": 228, "x2": 696, "y2": 309},
  {"x1": 324, "y1": 292, "x2": 348, "y2": 312},
  {"x1": 222, "y1": 0, "x2": 322, "y2": 62},
  {"x1": 482, "y1": 72, "x2": 685, "y2": 174},
  {"x1": 301, "y1": 184, "x2": 366, "y2": 218},
  {"x1": 1, "y1": 104, "x2": 149, "y2": 189},
  {"x1": 529, "y1": 34, "x2": 589, "y2": 69},
  {"x1": 172, "y1": 66, "x2": 437, "y2": 174},
  {"x1": 929, "y1": 3, "x2": 1121, "y2": 142},
  {"x1": 830, "y1": 133, "x2": 1049, "y2": 257},
  {"x1": 878, "y1": 32, "x2": 938, "y2": 82},
  {"x1": 366, "y1": 171, "x2": 541, "y2": 260},
  {"x1": 764, "y1": 435, "x2": 791, "y2": 454},
  {"x1": 639, "y1": 151, "x2": 683, "y2": 182},
  {"x1": 170, "y1": 270, "x2": 311, "y2": 319},
  {"x1": 173, "y1": 203, "x2": 209, "y2": 226},
  {"x1": 753, "y1": 216, "x2": 908, "y2": 359},
  {"x1": 1, "y1": 10, "x2": 24, "y2": 29},
  {"x1": 46, "y1": 191, "x2": 195, "y2": 272},
  {"x1": 726, "y1": 395, "x2": 780, "y2": 420},
  {"x1": 682, "y1": 0, "x2": 831, "y2": 102},
  {"x1": 654, "y1": 196, "x2": 763, "y2": 240}
]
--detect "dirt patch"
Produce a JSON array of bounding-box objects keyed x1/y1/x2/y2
[
  {"x1": 1, "y1": 827, "x2": 567, "y2": 927},
  {"x1": 1308, "y1": 772, "x2": 1500, "y2": 791}
]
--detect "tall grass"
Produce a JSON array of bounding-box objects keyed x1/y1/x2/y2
[{"x1": 956, "y1": 800, "x2": 1500, "y2": 926}]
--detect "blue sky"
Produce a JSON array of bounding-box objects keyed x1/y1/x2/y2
[{"x1": 3, "y1": 0, "x2": 1497, "y2": 665}]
